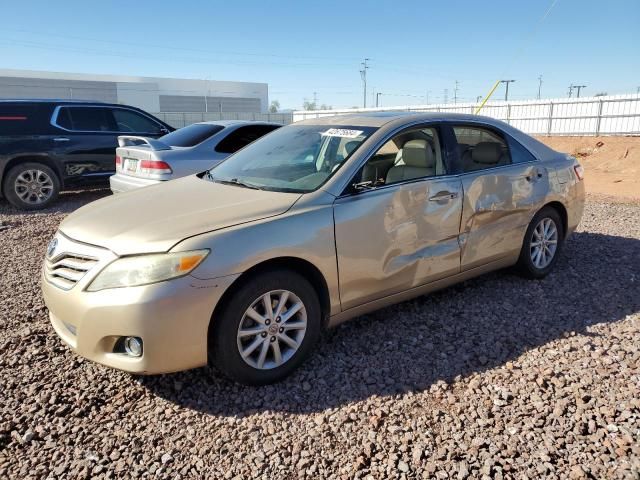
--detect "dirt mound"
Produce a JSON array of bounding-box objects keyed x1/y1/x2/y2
[{"x1": 535, "y1": 136, "x2": 640, "y2": 201}]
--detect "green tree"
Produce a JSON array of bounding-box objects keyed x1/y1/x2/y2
[
  {"x1": 269, "y1": 100, "x2": 280, "y2": 113},
  {"x1": 303, "y1": 100, "x2": 317, "y2": 111}
]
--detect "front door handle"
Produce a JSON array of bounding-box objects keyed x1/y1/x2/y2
[
  {"x1": 429, "y1": 191, "x2": 458, "y2": 202},
  {"x1": 53, "y1": 137, "x2": 70, "y2": 142}
]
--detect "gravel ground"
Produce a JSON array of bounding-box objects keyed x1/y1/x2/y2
[{"x1": 1, "y1": 190, "x2": 639, "y2": 479}]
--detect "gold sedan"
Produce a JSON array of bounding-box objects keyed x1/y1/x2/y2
[{"x1": 42, "y1": 113, "x2": 585, "y2": 385}]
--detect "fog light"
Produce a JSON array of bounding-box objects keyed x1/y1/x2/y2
[{"x1": 124, "y1": 336, "x2": 143, "y2": 357}]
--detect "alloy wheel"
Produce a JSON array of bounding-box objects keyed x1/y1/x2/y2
[
  {"x1": 14, "y1": 169, "x2": 55, "y2": 205},
  {"x1": 530, "y1": 217, "x2": 558, "y2": 269},
  {"x1": 236, "y1": 289, "x2": 307, "y2": 370}
]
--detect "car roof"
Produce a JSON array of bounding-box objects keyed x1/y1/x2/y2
[
  {"x1": 193, "y1": 120, "x2": 282, "y2": 127},
  {"x1": 294, "y1": 111, "x2": 507, "y2": 128},
  {"x1": 295, "y1": 111, "x2": 558, "y2": 160}
]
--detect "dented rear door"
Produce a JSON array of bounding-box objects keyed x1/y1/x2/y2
[{"x1": 458, "y1": 162, "x2": 548, "y2": 270}]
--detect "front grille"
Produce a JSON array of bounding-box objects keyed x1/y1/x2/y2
[{"x1": 45, "y1": 253, "x2": 98, "y2": 290}]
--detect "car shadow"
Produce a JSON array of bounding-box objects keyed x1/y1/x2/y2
[
  {"x1": 0, "y1": 188, "x2": 110, "y2": 216},
  {"x1": 138, "y1": 231, "x2": 639, "y2": 415}
]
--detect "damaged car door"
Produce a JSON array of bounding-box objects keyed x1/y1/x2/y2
[
  {"x1": 452, "y1": 124, "x2": 548, "y2": 270},
  {"x1": 333, "y1": 124, "x2": 463, "y2": 310}
]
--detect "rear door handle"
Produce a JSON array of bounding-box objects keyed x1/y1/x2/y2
[
  {"x1": 53, "y1": 137, "x2": 70, "y2": 142},
  {"x1": 429, "y1": 191, "x2": 458, "y2": 202},
  {"x1": 526, "y1": 168, "x2": 544, "y2": 182}
]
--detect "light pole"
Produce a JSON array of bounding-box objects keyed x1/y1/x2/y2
[
  {"x1": 476, "y1": 95, "x2": 482, "y2": 103},
  {"x1": 360, "y1": 58, "x2": 370, "y2": 108},
  {"x1": 573, "y1": 85, "x2": 586, "y2": 98},
  {"x1": 537, "y1": 75, "x2": 543, "y2": 100},
  {"x1": 376, "y1": 92, "x2": 382, "y2": 107},
  {"x1": 454, "y1": 80, "x2": 460, "y2": 103},
  {"x1": 500, "y1": 80, "x2": 516, "y2": 101}
]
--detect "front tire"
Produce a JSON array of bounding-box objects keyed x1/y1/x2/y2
[
  {"x1": 210, "y1": 269, "x2": 322, "y2": 385},
  {"x1": 517, "y1": 207, "x2": 564, "y2": 279},
  {"x1": 3, "y1": 162, "x2": 60, "y2": 210}
]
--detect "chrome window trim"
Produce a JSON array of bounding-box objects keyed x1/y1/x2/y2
[
  {"x1": 50, "y1": 105, "x2": 164, "y2": 134},
  {"x1": 336, "y1": 158, "x2": 540, "y2": 200}
]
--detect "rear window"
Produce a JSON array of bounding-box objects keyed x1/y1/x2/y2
[
  {"x1": 159, "y1": 123, "x2": 224, "y2": 147},
  {"x1": 215, "y1": 124, "x2": 281, "y2": 154},
  {"x1": 0, "y1": 104, "x2": 50, "y2": 135}
]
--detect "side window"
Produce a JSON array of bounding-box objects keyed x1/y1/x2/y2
[
  {"x1": 58, "y1": 107, "x2": 116, "y2": 132},
  {"x1": 356, "y1": 126, "x2": 446, "y2": 187},
  {"x1": 215, "y1": 125, "x2": 280, "y2": 154},
  {"x1": 112, "y1": 109, "x2": 163, "y2": 134},
  {"x1": 453, "y1": 126, "x2": 512, "y2": 172}
]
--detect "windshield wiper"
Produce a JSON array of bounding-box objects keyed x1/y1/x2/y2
[{"x1": 210, "y1": 176, "x2": 262, "y2": 190}]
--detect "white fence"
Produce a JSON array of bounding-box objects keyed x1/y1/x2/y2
[{"x1": 293, "y1": 94, "x2": 640, "y2": 136}]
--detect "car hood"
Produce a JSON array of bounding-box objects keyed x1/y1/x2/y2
[{"x1": 60, "y1": 175, "x2": 302, "y2": 255}]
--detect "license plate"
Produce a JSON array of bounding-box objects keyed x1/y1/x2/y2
[{"x1": 125, "y1": 158, "x2": 138, "y2": 173}]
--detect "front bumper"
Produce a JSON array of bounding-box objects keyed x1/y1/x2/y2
[
  {"x1": 43, "y1": 270, "x2": 239, "y2": 374},
  {"x1": 109, "y1": 173, "x2": 163, "y2": 193}
]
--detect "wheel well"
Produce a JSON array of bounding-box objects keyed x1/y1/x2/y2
[
  {"x1": 1, "y1": 155, "x2": 62, "y2": 194},
  {"x1": 208, "y1": 257, "x2": 332, "y2": 339},
  {"x1": 543, "y1": 201, "x2": 568, "y2": 239}
]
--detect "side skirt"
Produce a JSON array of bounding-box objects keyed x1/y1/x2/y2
[{"x1": 327, "y1": 254, "x2": 517, "y2": 328}]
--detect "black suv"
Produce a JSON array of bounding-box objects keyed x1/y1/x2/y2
[{"x1": 0, "y1": 99, "x2": 174, "y2": 209}]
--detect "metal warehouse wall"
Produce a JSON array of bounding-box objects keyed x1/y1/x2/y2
[
  {"x1": 294, "y1": 94, "x2": 640, "y2": 136},
  {"x1": 0, "y1": 76, "x2": 118, "y2": 103},
  {"x1": 159, "y1": 95, "x2": 261, "y2": 113},
  {"x1": 0, "y1": 69, "x2": 269, "y2": 114}
]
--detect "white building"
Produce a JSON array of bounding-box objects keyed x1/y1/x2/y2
[{"x1": 0, "y1": 68, "x2": 269, "y2": 113}]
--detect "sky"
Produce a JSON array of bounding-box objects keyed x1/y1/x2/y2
[{"x1": 1, "y1": 0, "x2": 639, "y2": 110}]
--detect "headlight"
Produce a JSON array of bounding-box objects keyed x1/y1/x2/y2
[{"x1": 87, "y1": 250, "x2": 209, "y2": 291}]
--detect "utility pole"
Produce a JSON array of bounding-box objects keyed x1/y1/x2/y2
[
  {"x1": 425, "y1": 90, "x2": 431, "y2": 104},
  {"x1": 360, "y1": 58, "x2": 370, "y2": 108},
  {"x1": 573, "y1": 85, "x2": 586, "y2": 98},
  {"x1": 568, "y1": 84, "x2": 574, "y2": 98},
  {"x1": 444, "y1": 89, "x2": 449, "y2": 104},
  {"x1": 500, "y1": 80, "x2": 516, "y2": 101},
  {"x1": 454, "y1": 80, "x2": 460, "y2": 103},
  {"x1": 313, "y1": 91, "x2": 318, "y2": 108},
  {"x1": 376, "y1": 92, "x2": 382, "y2": 107},
  {"x1": 537, "y1": 75, "x2": 543, "y2": 100}
]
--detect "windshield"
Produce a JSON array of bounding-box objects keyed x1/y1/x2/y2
[
  {"x1": 205, "y1": 124, "x2": 376, "y2": 192},
  {"x1": 160, "y1": 123, "x2": 224, "y2": 147}
]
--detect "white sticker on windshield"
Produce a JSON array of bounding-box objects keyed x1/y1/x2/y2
[{"x1": 321, "y1": 128, "x2": 364, "y2": 138}]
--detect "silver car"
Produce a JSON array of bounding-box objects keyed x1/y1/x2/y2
[{"x1": 109, "y1": 121, "x2": 280, "y2": 193}]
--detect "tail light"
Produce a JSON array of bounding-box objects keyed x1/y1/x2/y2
[
  {"x1": 140, "y1": 160, "x2": 172, "y2": 175},
  {"x1": 574, "y1": 164, "x2": 584, "y2": 181},
  {"x1": 115, "y1": 155, "x2": 122, "y2": 170}
]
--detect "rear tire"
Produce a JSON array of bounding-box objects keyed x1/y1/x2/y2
[
  {"x1": 3, "y1": 162, "x2": 60, "y2": 210},
  {"x1": 517, "y1": 206, "x2": 564, "y2": 279},
  {"x1": 210, "y1": 269, "x2": 321, "y2": 385}
]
